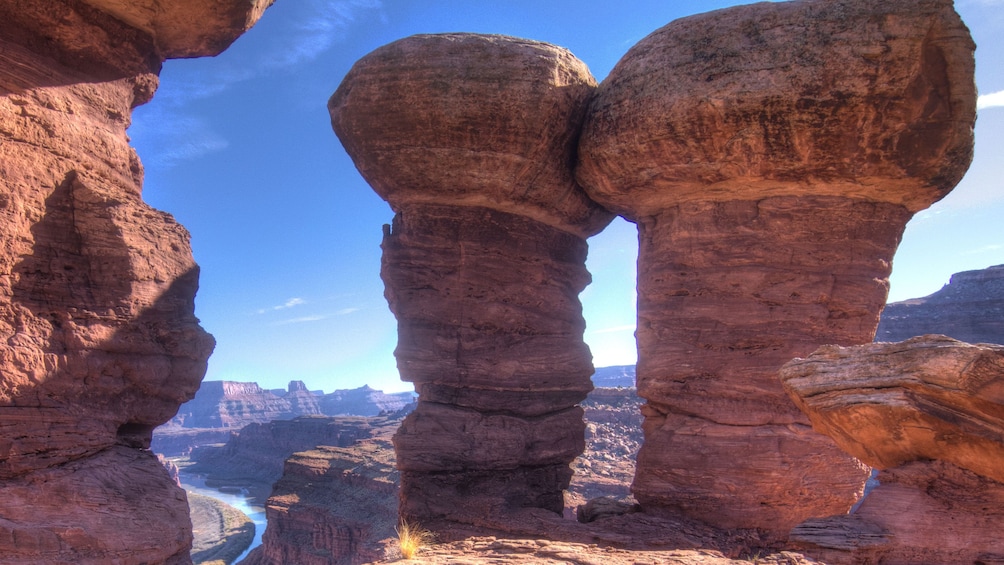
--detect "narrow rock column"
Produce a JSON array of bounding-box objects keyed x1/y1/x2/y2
[
  {"x1": 0, "y1": 1, "x2": 271, "y2": 562},
  {"x1": 576, "y1": 0, "x2": 976, "y2": 535},
  {"x1": 329, "y1": 34, "x2": 612, "y2": 524}
]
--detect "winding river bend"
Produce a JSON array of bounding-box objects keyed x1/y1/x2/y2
[{"x1": 181, "y1": 473, "x2": 267, "y2": 563}]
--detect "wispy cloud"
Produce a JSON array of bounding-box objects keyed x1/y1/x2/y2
[
  {"x1": 978, "y1": 90, "x2": 1004, "y2": 111},
  {"x1": 336, "y1": 307, "x2": 361, "y2": 315},
  {"x1": 275, "y1": 314, "x2": 326, "y2": 325},
  {"x1": 131, "y1": 0, "x2": 382, "y2": 170},
  {"x1": 261, "y1": 0, "x2": 382, "y2": 70},
  {"x1": 129, "y1": 112, "x2": 229, "y2": 170},
  {"x1": 257, "y1": 297, "x2": 307, "y2": 314}
]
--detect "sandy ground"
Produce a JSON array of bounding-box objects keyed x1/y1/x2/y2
[{"x1": 188, "y1": 491, "x2": 256, "y2": 565}]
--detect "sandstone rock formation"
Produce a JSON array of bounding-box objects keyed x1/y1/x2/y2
[
  {"x1": 319, "y1": 384, "x2": 416, "y2": 416},
  {"x1": 877, "y1": 264, "x2": 1004, "y2": 344},
  {"x1": 239, "y1": 388, "x2": 777, "y2": 564},
  {"x1": 170, "y1": 381, "x2": 316, "y2": 429},
  {"x1": 329, "y1": 33, "x2": 613, "y2": 524},
  {"x1": 575, "y1": 0, "x2": 976, "y2": 535},
  {"x1": 189, "y1": 414, "x2": 400, "y2": 494},
  {"x1": 0, "y1": 0, "x2": 272, "y2": 562},
  {"x1": 781, "y1": 336, "x2": 1004, "y2": 563},
  {"x1": 154, "y1": 380, "x2": 415, "y2": 455},
  {"x1": 239, "y1": 420, "x2": 401, "y2": 565}
]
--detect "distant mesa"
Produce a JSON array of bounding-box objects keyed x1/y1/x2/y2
[
  {"x1": 168, "y1": 379, "x2": 415, "y2": 429},
  {"x1": 152, "y1": 380, "x2": 415, "y2": 456},
  {"x1": 877, "y1": 264, "x2": 1004, "y2": 345}
]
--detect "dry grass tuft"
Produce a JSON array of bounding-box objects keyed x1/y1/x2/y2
[{"x1": 396, "y1": 520, "x2": 433, "y2": 559}]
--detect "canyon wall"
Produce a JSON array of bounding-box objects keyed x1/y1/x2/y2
[
  {"x1": 0, "y1": 0, "x2": 272, "y2": 562},
  {"x1": 329, "y1": 33, "x2": 613, "y2": 524},
  {"x1": 575, "y1": 0, "x2": 976, "y2": 535},
  {"x1": 877, "y1": 264, "x2": 1004, "y2": 344}
]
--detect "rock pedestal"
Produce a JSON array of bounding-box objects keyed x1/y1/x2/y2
[
  {"x1": 329, "y1": 34, "x2": 612, "y2": 524},
  {"x1": 0, "y1": 0, "x2": 271, "y2": 562},
  {"x1": 576, "y1": 0, "x2": 976, "y2": 535},
  {"x1": 783, "y1": 337, "x2": 1004, "y2": 563}
]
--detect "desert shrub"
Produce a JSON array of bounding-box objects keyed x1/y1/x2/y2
[{"x1": 396, "y1": 520, "x2": 433, "y2": 559}]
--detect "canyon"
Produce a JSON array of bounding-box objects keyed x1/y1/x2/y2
[
  {"x1": 0, "y1": 0, "x2": 993, "y2": 563},
  {"x1": 153, "y1": 380, "x2": 414, "y2": 456},
  {"x1": 331, "y1": 0, "x2": 976, "y2": 542}
]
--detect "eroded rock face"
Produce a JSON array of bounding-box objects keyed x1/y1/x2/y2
[
  {"x1": 0, "y1": 0, "x2": 271, "y2": 562},
  {"x1": 576, "y1": 0, "x2": 976, "y2": 535},
  {"x1": 782, "y1": 337, "x2": 1004, "y2": 563},
  {"x1": 239, "y1": 421, "x2": 401, "y2": 565},
  {"x1": 329, "y1": 33, "x2": 612, "y2": 524}
]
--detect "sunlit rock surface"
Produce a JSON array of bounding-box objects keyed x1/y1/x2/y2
[
  {"x1": 330, "y1": 33, "x2": 612, "y2": 525},
  {"x1": 0, "y1": 0, "x2": 272, "y2": 562},
  {"x1": 783, "y1": 336, "x2": 1004, "y2": 563},
  {"x1": 576, "y1": 0, "x2": 976, "y2": 536}
]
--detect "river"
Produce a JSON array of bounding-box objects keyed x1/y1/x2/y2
[{"x1": 180, "y1": 473, "x2": 267, "y2": 564}]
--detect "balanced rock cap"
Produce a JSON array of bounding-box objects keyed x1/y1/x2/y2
[
  {"x1": 577, "y1": 0, "x2": 977, "y2": 220},
  {"x1": 330, "y1": 33, "x2": 613, "y2": 239}
]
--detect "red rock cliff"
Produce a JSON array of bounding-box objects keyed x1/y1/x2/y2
[{"x1": 0, "y1": 0, "x2": 272, "y2": 562}]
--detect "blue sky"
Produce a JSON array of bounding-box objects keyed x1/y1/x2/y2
[{"x1": 129, "y1": 0, "x2": 1004, "y2": 393}]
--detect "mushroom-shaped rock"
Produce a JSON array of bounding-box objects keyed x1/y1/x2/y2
[
  {"x1": 783, "y1": 337, "x2": 1004, "y2": 564},
  {"x1": 329, "y1": 34, "x2": 612, "y2": 524},
  {"x1": 0, "y1": 0, "x2": 267, "y2": 561},
  {"x1": 576, "y1": 0, "x2": 975, "y2": 535},
  {"x1": 330, "y1": 33, "x2": 612, "y2": 239}
]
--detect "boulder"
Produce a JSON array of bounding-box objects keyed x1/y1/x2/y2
[
  {"x1": 780, "y1": 336, "x2": 1004, "y2": 484},
  {"x1": 576, "y1": 0, "x2": 976, "y2": 535},
  {"x1": 329, "y1": 33, "x2": 612, "y2": 524},
  {"x1": 0, "y1": 0, "x2": 271, "y2": 562},
  {"x1": 783, "y1": 337, "x2": 1004, "y2": 563}
]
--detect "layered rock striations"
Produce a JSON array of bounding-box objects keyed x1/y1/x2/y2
[
  {"x1": 782, "y1": 336, "x2": 1004, "y2": 563},
  {"x1": 575, "y1": 0, "x2": 976, "y2": 535},
  {"x1": 189, "y1": 415, "x2": 392, "y2": 490},
  {"x1": 877, "y1": 264, "x2": 1004, "y2": 344},
  {"x1": 169, "y1": 381, "x2": 314, "y2": 429},
  {"x1": 241, "y1": 388, "x2": 653, "y2": 565},
  {"x1": 329, "y1": 34, "x2": 613, "y2": 524},
  {"x1": 0, "y1": 0, "x2": 271, "y2": 562},
  {"x1": 239, "y1": 419, "x2": 401, "y2": 565},
  {"x1": 154, "y1": 380, "x2": 415, "y2": 455}
]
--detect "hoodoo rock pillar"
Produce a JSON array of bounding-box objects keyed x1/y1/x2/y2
[
  {"x1": 576, "y1": 0, "x2": 977, "y2": 537},
  {"x1": 329, "y1": 34, "x2": 612, "y2": 525}
]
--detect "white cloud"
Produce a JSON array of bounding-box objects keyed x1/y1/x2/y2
[
  {"x1": 262, "y1": 0, "x2": 382, "y2": 70},
  {"x1": 336, "y1": 307, "x2": 361, "y2": 315},
  {"x1": 129, "y1": 112, "x2": 228, "y2": 171},
  {"x1": 978, "y1": 90, "x2": 1004, "y2": 110},
  {"x1": 256, "y1": 297, "x2": 307, "y2": 314},
  {"x1": 275, "y1": 315, "x2": 326, "y2": 325}
]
